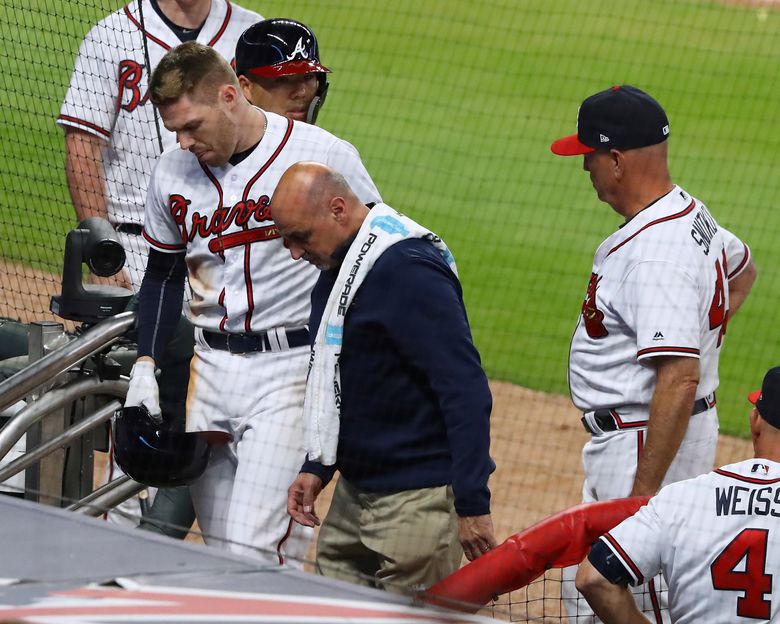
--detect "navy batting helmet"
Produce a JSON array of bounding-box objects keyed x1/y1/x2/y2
[
  {"x1": 112, "y1": 405, "x2": 231, "y2": 488},
  {"x1": 235, "y1": 18, "x2": 330, "y2": 124}
]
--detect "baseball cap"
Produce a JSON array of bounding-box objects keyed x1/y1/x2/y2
[
  {"x1": 235, "y1": 18, "x2": 330, "y2": 79},
  {"x1": 550, "y1": 85, "x2": 670, "y2": 156},
  {"x1": 748, "y1": 366, "x2": 780, "y2": 430}
]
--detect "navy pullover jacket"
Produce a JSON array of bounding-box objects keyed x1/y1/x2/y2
[{"x1": 301, "y1": 237, "x2": 494, "y2": 517}]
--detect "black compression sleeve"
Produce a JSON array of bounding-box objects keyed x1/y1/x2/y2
[
  {"x1": 588, "y1": 539, "x2": 634, "y2": 587},
  {"x1": 137, "y1": 249, "x2": 187, "y2": 360}
]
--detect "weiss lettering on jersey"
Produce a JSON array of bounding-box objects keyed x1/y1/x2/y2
[
  {"x1": 601, "y1": 459, "x2": 780, "y2": 623},
  {"x1": 143, "y1": 112, "x2": 382, "y2": 334},
  {"x1": 57, "y1": 0, "x2": 262, "y2": 227},
  {"x1": 569, "y1": 186, "x2": 751, "y2": 415}
]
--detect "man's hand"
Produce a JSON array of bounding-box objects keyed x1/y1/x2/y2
[
  {"x1": 287, "y1": 472, "x2": 323, "y2": 527},
  {"x1": 458, "y1": 513, "x2": 497, "y2": 561},
  {"x1": 124, "y1": 357, "x2": 161, "y2": 422}
]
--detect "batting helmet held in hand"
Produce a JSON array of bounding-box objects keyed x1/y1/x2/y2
[
  {"x1": 235, "y1": 18, "x2": 330, "y2": 124},
  {"x1": 112, "y1": 405, "x2": 231, "y2": 488}
]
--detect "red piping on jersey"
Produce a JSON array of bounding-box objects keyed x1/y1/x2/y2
[
  {"x1": 207, "y1": 0, "x2": 232, "y2": 47},
  {"x1": 142, "y1": 229, "x2": 186, "y2": 251},
  {"x1": 199, "y1": 162, "x2": 229, "y2": 329},
  {"x1": 240, "y1": 117, "x2": 295, "y2": 333},
  {"x1": 58, "y1": 115, "x2": 111, "y2": 139},
  {"x1": 208, "y1": 225, "x2": 280, "y2": 253},
  {"x1": 608, "y1": 409, "x2": 648, "y2": 429},
  {"x1": 123, "y1": 5, "x2": 172, "y2": 51},
  {"x1": 647, "y1": 578, "x2": 663, "y2": 624},
  {"x1": 607, "y1": 199, "x2": 696, "y2": 257},
  {"x1": 603, "y1": 533, "x2": 645, "y2": 584},
  {"x1": 637, "y1": 346, "x2": 700, "y2": 358},
  {"x1": 727, "y1": 242, "x2": 750, "y2": 279},
  {"x1": 218, "y1": 289, "x2": 226, "y2": 332},
  {"x1": 714, "y1": 468, "x2": 780, "y2": 484},
  {"x1": 276, "y1": 517, "x2": 295, "y2": 565}
]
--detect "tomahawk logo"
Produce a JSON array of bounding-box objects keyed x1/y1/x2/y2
[{"x1": 286, "y1": 37, "x2": 310, "y2": 60}]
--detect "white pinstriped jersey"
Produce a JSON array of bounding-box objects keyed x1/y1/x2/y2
[
  {"x1": 600, "y1": 458, "x2": 780, "y2": 623},
  {"x1": 143, "y1": 111, "x2": 382, "y2": 333},
  {"x1": 569, "y1": 186, "x2": 751, "y2": 415},
  {"x1": 57, "y1": 0, "x2": 262, "y2": 226}
]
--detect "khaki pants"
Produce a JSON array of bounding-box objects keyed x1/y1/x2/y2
[{"x1": 316, "y1": 478, "x2": 463, "y2": 594}]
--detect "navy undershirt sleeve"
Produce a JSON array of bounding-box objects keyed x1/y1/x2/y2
[
  {"x1": 588, "y1": 539, "x2": 633, "y2": 587},
  {"x1": 137, "y1": 249, "x2": 187, "y2": 360}
]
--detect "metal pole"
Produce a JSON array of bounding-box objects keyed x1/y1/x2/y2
[
  {"x1": 0, "y1": 311, "x2": 136, "y2": 414},
  {"x1": 0, "y1": 377, "x2": 128, "y2": 461},
  {"x1": 0, "y1": 401, "x2": 120, "y2": 483},
  {"x1": 67, "y1": 475, "x2": 146, "y2": 517}
]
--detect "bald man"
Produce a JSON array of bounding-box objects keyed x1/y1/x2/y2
[{"x1": 272, "y1": 162, "x2": 496, "y2": 594}]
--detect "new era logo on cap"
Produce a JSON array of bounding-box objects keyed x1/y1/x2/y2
[{"x1": 550, "y1": 85, "x2": 670, "y2": 156}]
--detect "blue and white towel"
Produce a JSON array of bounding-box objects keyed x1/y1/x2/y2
[{"x1": 304, "y1": 202, "x2": 457, "y2": 465}]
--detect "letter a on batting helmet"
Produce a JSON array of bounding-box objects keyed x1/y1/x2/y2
[
  {"x1": 235, "y1": 18, "x2": 331, "y2": 124},
  {"x1": 112, "y1": 406, "x2": 231, "y2": 488}
]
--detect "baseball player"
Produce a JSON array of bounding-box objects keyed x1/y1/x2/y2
[
  {"x1": 235, "y1": 18, "x2": 330, "y2": 125},
  {"x1": 576, "y1": 366, "x2": 780, "y2": 623},
  {"x1": 125, "y1": 41, "x2": 381, "y2": 565},
  {"x1": 58, "y1": 0, "x2": 262, "y2": 291},
  {"x1": 58, "y1": 0, "x2": 262, "y2": 528},
  {"x1": 550, "y1": 85, "x2": 757, "y2": 621},
  {"x1": 139, "y1": 17, "x2": 341, "y2": 538}
]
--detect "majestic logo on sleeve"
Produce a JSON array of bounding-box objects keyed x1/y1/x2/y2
[
  {"x1": 582, "y1": 273, "x2": 608, "y2": 338},
  {"x1": 168, "y1": 193, "x2": 279, "y2": 250},
  {"x1": 117, "y1": 60, "x2": 149, "y2": 112}
]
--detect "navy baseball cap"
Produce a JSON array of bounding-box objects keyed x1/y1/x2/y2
[
  {"x1": 550, "y1": 85, "x2": 670, "y2": 156},
  {"x1": 748, "y1": 367, "x2": 780, "y2": 430}
]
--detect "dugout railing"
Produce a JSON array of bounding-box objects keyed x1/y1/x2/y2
[{"x1": 0, "y1": 311, "x2": 146, "y2": 514}]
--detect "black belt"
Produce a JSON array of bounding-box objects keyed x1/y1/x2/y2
[
  {"x1": 581, "y1": 393, "x2": 716, "y2": 435},
  {"x1": 203, "y1": 327, "x2": 309, "y2": 354},
  {"x1": 115, "y1": 223, "x2": 143, "y2": 235}
]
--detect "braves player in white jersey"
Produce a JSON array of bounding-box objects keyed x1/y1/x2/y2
[
  {"x1": 125, "y1": 41, "x2": 381, "y2": 564},
  {"x1": 576, "y1": 366, "x2": 780, "y2": 623},
  {"x1": 550, "y1": 85, "x2": 757, "y2": 622},
  {"x1": 58, "y1": 0, "x2": 261, "y2": 530},
  {"x1": 58, "y1": 0, "x2": 262, "y2": 290}
]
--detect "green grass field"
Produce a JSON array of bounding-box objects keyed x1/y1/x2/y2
[{"x1": 2, "y1": 0, "x2": 779, "y2": 435}]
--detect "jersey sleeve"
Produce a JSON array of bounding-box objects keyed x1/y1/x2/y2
[
  {"x1": 141, "y1": 160, "x2": 187, "y2": 253},
  {"x1": 720, "y1": 226, "x2": 751, "y2": 280},
  {"x1": 595, "y1": 499, "x2": 665, "y2": 587},
  {"x1": 57, "y1": 23, "x2": 117, "y2": 140},
  {"x1": 326, "y1": 139, "x2": 382, "y2": 206},
  {"x1": 623, "y1": 260, "x2": 701, "y2": 361}
]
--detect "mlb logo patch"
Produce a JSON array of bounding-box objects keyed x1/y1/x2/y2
[{"x1": 751, "y1": 463, "x2": 769, "y2": 475}]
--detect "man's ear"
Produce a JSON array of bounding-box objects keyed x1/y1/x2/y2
[
  {"x1": 610, "y1": 149, "x2": 626, "y2": 179},
  {"x1": 218, "y1": 83, "x2": 240, "y2": 108},
  {"x1": 330, "y1": 196, "x2": 347, "y2": 221},
  {"x1": 237, "y1": 75, "x2": 253, "y2": 101}
]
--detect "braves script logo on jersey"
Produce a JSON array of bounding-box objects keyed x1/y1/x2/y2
[
  {"x1": 168, "y1": 193, "x2": 279, "y2": 250},
  {"x1": 117, "y1": 60, "x2": 149, "y2": 112},
  {"x1": 582, "y1": 272, "x2": 608, "y2": 338}
]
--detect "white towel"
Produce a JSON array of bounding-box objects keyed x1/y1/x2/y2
[{"x1": 304, "y1": 203, "x2": 457, "y2": 465}]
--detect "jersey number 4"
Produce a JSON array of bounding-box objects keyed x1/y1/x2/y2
[
  {"x1": 710, "y1": 528, "x2": 772, "y2": 619},
  {"x1": 708, "y1": 251, "x2": 729, "y2": 347}
]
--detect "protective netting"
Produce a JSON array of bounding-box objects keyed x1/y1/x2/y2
[{"x1": 0, "y1": 0, "x2": 778, "y2": 618}]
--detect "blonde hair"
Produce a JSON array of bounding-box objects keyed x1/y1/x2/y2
[{"x1": 149, "y1": 41, "x2": 239, "y2": 106}]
